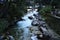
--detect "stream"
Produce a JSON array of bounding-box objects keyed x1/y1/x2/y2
[
  {"x1": 17, "y1": 6, "x2": 60, "y2": 40},
  {"x1": 17, "y1": 8, "x2": 38, "y2": 40}
]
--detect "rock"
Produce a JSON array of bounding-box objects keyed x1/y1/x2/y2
[
  {"x1": 28, "y1": 16, "x2": 33, "y2": 20},
  {"x1": 39, "y1": 21, "x2": 46, "y2": 25},
  {"x1": 32, "y1": 20, "x2": 39, "y2": 26},
  {"x1": 39, "y1": 34, "x2": 43, "y2": 38},
  {"x1": 29, "y1": 27, "x2": 39, "y2": 31},
  {"x1": 37, "y1": 34, "x2": 43, "y2": 40},
  {"x1": 33, "y1": 14, "x2": 38, "y2": 17},
  {"x1": 32, "y1": 31, "x2": 42, "y2": 35},
  {"x1": 8, "y1": 35, "x2": 15, "y2": 40},
  {"x1": 29, "y1": 26, "x2": 42, "y2": 35},
  {"x1": 31, "y1": 34, "x2": 38, "y2": 40}
]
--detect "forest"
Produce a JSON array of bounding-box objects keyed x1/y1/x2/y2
[{"x1": 0, "y1": 0, "x2": 60, "y2": 40}]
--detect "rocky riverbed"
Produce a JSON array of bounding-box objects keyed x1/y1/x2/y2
[{"x1": 17, "y1": 7, "x2": 60, "y2": 40}]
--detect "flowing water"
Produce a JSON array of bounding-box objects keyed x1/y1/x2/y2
[
  {"x1": 17, "y1": 8, "x2": 38, "y2": 40},
  {"x1": 17, "y1": 5, "x2": 60, "y2": 40}
]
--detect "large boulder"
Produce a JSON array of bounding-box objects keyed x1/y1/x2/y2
[{"x1": 31, "y1": 20, "x2": 39, "y2": 26}]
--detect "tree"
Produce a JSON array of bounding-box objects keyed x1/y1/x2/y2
[
  {"x1": 38, "y1": 0, "x2": 60, "y2": 35},
  {"x1": 0, "y1": 0, "x2": 27, "y2": 35}
]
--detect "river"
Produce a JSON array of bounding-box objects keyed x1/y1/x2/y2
[
  {"x1": 17, "y1": 5, "x2": 60, "y2": 40},
  {"x1": 17, "y1": 8, "x2": 39, "y2": 40}
]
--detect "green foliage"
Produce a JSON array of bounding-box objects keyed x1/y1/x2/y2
[
  {"x1": 0, "y1": 0, "x2": 27, "y2": 39},
  {"x1": 9, "y1": 28, "x2": 24, "y2": 40},
  {"x1": 38, "y1": 5, "x2": 60, "y2": 35},
  {"x1": 39, "y1": 6, "x2": 60, "y2": 35},
  {"x1": 40, "y1": 6, "x2": 52, "y2": 14},
  {"x1": 51, "y1": 0, "x2": 60, "y2": 6},
  {"x1": 39, "y1": 5, "x2": 52, "y2": 19},
  {"x1": 0, "y1": 19, "x2": 8, "y2": 33},
  {"x1": 8, "y1": 0, "x2": 27, "y2": 18}
]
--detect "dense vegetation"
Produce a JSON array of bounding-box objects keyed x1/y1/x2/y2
[
  {"x1": 0, "y1": 0, "x2": 27, "y2": 39},
  {"x1": 37, "y1": 0, "x2": 60, "y2": 35},
  {"x1": 0, "y1": 0, "x2": 60, "y2": 40}
]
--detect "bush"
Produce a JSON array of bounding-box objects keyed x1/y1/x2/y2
[
  {"x1": 39, "y1": 5, "x2": 52, "y2": 14},
  {"x1": 0, "y1": 19, "x2": 8, "y2": 33}
]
